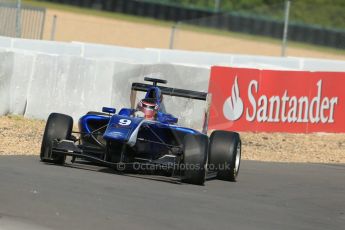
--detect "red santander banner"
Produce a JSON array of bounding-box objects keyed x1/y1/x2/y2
[{"x1": 208, "y1": 66, "x2": 345, "y2": 133}]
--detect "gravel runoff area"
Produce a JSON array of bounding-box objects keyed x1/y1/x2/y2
[
  {"x1": 42, "y1": 9, "x2": 345, "y2": 60},
  {"x1": 0, "y1": 115, "x2": 344, "y2": 163}
]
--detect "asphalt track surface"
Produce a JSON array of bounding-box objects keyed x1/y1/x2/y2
[{"x1": 0, "y1": 156, "x2": 344, "y2": 230}]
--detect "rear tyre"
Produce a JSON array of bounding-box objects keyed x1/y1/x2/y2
[
  {"x1": 40, "y1": 113, "x2": 73, "y2": 164},
  {"x1": 209, "y1": 131, "x2": 241, "y2": 182},
  {"x1": 182, "y1": 134, "x2": 208, "y2": 185}
]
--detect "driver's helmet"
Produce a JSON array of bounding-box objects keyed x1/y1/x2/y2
[{"x1": 135, "y1": 98, "x2": 159, "y2": 120}]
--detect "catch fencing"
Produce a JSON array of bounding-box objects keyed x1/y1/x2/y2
[
  {"x1": 40, "y1": 0, "x2": 345, "y2": 49},
  {"x1": 0, "y1": 1, "x2": 46, "y2": 39}
]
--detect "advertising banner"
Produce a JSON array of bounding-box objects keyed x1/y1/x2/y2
[{"x1": 209, "y1": 67, "x2": 345, "y2": 133}]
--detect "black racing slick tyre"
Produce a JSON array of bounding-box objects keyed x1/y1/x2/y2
[
  {"x1": 209, "y1": 131, "x2": 241, "y2": 182},
  {"x1": 182, "y1": 134, "x2": 208, "y2": 185},
  {"x1": 40, "y1": 113, "x2": 73, "y2": 164}
]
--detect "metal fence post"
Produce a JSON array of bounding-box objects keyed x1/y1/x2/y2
[
  {"x1": 15, "y1": 0, "x2": 21, "y2": 38},
  {"x1": 214, "y1": 0, "x2": 221, "y2": 12},
  {"x1": 40, "y1": 8, "x2": 46, "y2": 40},
  {"x1": 50, "y1": 15, "x2": 57, "y2": 40},
  {"x1": 281, "y1": 0, "x2": 291, "y2": 57},
  {"x1": 0, "y1": 2, "x2": 45, "y2": 39},
  {"x1": 169, "y1": 23, "x2": 178, "y2": 49}
]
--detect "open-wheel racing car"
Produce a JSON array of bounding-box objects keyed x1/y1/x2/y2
[{"x1": 40, "y1": 78, "x2": 241, "y2": 185}]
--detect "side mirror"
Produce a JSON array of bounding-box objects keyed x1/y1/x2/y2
[{"x1": 102, "y1": 107, "x2": 116, "y2": 114}]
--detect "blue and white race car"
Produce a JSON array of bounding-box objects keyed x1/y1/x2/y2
[{"x1": 40, "y1": 77, "x2": 241, "y2": 185}]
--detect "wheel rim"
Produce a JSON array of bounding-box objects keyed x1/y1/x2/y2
[{"x1": 234, "y1": 143, "x2": 241, "y2": 174}]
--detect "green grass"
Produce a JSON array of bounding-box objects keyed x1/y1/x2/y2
[{"x1": 23, "y1": 0, "x2": 345, "y2": 56}]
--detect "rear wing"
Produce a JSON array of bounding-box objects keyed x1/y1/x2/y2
[
  {"x1": 130, "y1": 82, "x2": 212, "y2": 134},
  {"x1": 131, "y1": 83, "x2": 208, "y2": 100}
]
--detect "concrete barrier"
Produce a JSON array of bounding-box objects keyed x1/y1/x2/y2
[
  {"x1": 12, "y1": 38, "x2": 82, "y2": 56},
  {"x1": 147, "y1": 48, "x2": 233, "y2": 67},
  {"x1": 23, "y1": 56, "x2": 210, "y2": 129},
  {"x1": 300, "y1": 58, "x2": 345, "y2": 72},
  {"x1": 149, "y1": 48, "x2": 300, "y2": 70},
  {"x1": 1, "y1": 37, "x2": 345, "y2": 130},
  {"x1": 0, "y1": 48, "x2": 211, "y2": 130},
  {"x1": 0, "y1": 52, "x2": 13, "y2": 115},
  {"x1": 10, "y1": 52, "x2": 34, "y2": 114},
  {"x1": 24, "y1": 55, "x2": 115, "y2": 121},
  {"x1": 80, "y1": 42, "x2": 159, "y2": 63},
  {"x1": 231, "y1": 55, "x2": 301, "y2": 70},
  {"x1": 110, "y1": 63, "x2": 210, "y2": 129},
  {"x1": 0, "y1": 36, "x2": 11, "y2": 48},
  {"x1": 2, "y1": 36, "x2": 345, "y2": 72}
]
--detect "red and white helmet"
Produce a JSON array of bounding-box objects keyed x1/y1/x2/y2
[{"x1": 135, "y1": 99, "x2": 159, "y2": 120}]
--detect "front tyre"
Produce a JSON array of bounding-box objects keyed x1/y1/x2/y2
[
  {"x1": 209, "y1": 131, "x2": 241, "y2": 182},
  {"x1": 40, "y1": 113, "x2": 73, "y2": 164},
  {"x1": 182, "y1": 134, "x2": 208, "y2": 185}
]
